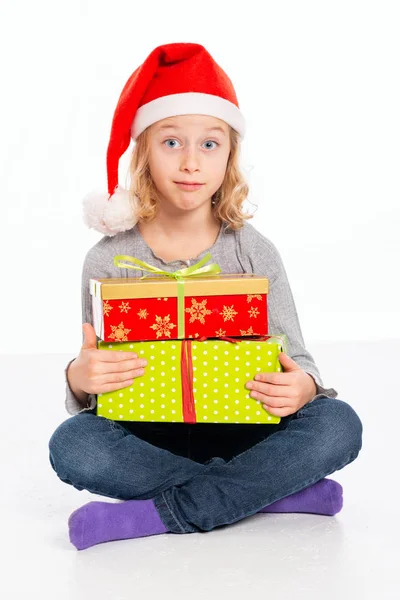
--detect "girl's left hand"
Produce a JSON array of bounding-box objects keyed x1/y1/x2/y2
[{"x1": 245, "y1": 353, "x2": 317, "y2": 417}]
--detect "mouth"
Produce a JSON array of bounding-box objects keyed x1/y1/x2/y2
[{"x1": 174, "y1": 181, "x2": 205, "y2": 191}]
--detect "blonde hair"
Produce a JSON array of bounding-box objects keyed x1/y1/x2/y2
[{"x1": 126, "y1": 124, "x2": 254, "y2": 231}]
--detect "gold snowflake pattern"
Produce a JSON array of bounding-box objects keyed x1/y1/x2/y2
[
  {"x1": 157, "y1": 297, "x2": 169, "y2": 301},
  {"x1": 247, "y1": 294, "x2": 263, "y2": 303},
  {"x1": 118, "y1": 301, "x2": 131, "y2": 314},
  {"x1": 109, "y1": 321, "x2": 132, "y2": 342},
  {"x1": 150, "y1": 315, "x2": 176, "y2": 338},
  {"x1": 220, "y1": 305, "x2": 238, "y2": 322},
  {"x1": 137, "y1": 308, "x2": 148, "y2": 319},
  {"x1": 185, "y1": 298, "x2": 212, "y2": 324},
  {"x1": 188, "y1": 333, "x2": 200, "y2": 338},
  {"x1": 248, "y1": 306, "x2": 260, "y2": 318},
  {"x1": 103, "y1": 300, "x2": 113, "y2": 317},
  {"x1": 215, "y1": 328, "x2": 226, "y2": 337},
  {"x1": 240, "y1": 326, "x2": 256, "y2": 335}
]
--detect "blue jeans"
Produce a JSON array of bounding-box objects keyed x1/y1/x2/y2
[{"x1": 48, "y1": 397, "x2": 363, "y2": 534}]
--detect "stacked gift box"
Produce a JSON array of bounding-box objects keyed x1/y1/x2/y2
[{"x1": 90, "y1": 253, "x2": 288, "y2": 425}]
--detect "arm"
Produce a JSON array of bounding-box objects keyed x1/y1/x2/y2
[{"x1": 250, "y1": 233, "x2": 338, "y2": 403}]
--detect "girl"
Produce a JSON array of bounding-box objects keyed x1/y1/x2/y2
[{"x1": 49, "y1": 43, "x2": 363, "y2": 551}]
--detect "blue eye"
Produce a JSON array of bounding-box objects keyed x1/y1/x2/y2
[
  {"x1": 163, "y1": 139, "x2": 219, "y2": 149},
  {"x1": 202, "y1": 140, "x2": 219, "y2": 149},
  {"x1": 164, "y1": 139, "x2": 181, "y2": 148}
]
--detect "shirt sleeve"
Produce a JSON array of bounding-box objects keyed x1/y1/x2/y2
[
  {"x1": 249, "y1": 233, "x2": 338, "y2": 403},
  {"x1": 64, "y1": 239, "x2": 117, "y2": 416}
]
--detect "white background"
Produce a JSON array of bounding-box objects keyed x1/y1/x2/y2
[{"x1": 1, "y1": 0, "x2": 398, "y2": 354}]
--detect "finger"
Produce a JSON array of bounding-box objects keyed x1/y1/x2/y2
[
  {"x1": 247, "y1": 382, "x2": 289, "y2": 397},
  {"x1": 248, "y1": 390, "x2": 289, "y2": 407},
  {"x1": 261, "y1": 403, "x2": 293, "y2": 418},
  {"x1": 96, "y1": 367, "x2": 146, "y2": 391},
  {"x1": 97, "y1": 349, "x2": 142, "y2": 362},
  {"x1": 253, "y1": 372, "x2": 290, "y2": 385}
]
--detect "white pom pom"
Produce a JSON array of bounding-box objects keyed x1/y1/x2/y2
[{"x1": 82, "y1": 185, "x2": 139, "y2": 236}]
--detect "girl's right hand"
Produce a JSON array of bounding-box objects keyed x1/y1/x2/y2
[{"x1": 69, "y1": 323, "x2": 147, "y2": 395}]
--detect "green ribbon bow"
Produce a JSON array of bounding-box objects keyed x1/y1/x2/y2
[{"x1": 113, "y1": 252, "x2": 221, "y2": 339}]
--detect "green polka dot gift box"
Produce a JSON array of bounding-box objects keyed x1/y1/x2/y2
[{"x1": 96, "y1": 334, "x2": 288, "y2": 425}]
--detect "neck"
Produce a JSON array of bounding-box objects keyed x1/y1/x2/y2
[{"x1": 137, "y1": 206, "x2": 222, "y2": 262}]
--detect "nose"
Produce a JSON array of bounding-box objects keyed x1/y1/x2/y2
[{"x1": 180, "y1": 145, "x2": 200, "y2": 173}]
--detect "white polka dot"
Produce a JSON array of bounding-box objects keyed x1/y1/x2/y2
[
  {"x1": 224, "y1": 416, "x2": 229, "y2": 420},
  {"x1": 235, "y1": 389, "x2": 239, "y2": 393},
  {"x1": 140, "y1": 415, "x2": 144, "y2": 419},
  {"x1": 150, "y1": 356, "x2": 154, "y2": 360},
  {"x1": 172, "y1": 377, "x2": 176, "y2": 381},
  {"x1": 109, "y1": 408, "x2": 113, "y2": 413},
  {"x1": 214, "y1": 400, "x2": 218, "y2": 404},
  {"x1": 140, "y1": 350, "x2": 144, "y2": 354},
  {"x1": 108, "y1": 345, "x2": 113, "y2": 349},
  {"x1": 161, "y1": 361, "x2": 165, "y2": 365},
  {"x1": 130, "y1": 409, "x2": 134, "y2": 413},
  {"x1": 150, "y1": 366, "x2": 155, "y2": 370},
  {"x1": 119, "y1": 393, "x2": 123, "y2": 397},
  {"x1": 140, "y1": 382, "x2": 144, "y2": 387},
  {"x1": 203, "y1": 350, "x2": 208, "y2": 355},
  {"x1": 108, "y1": 398, "x2": 113, "y2": 403},
  {"x1": 246, "y1": 416, "x2": 250, "y2": 421},
  {"x1": 129, "y1": 344, "x2": 134, "y2": 348},
  {"x1": 235, "y1": 410, "x2": 239, "y2": 415},
  {"x1": 224, "y1": 404, "x2": 229, "y2": 409},
  {"x1": 256, "y1": 345, "x2": 260, "y2": 349},
  {"x1": 235, "y1": 357, "x2": 239, "y2": 361},
  {"x1": 172, "y1": 399, "x2": 176, "y2": 403},
  {"x1": 150, "y1": 399, "x2": 155, "y2": 403},
  {"x1": 203, "y1": 416, "x2": 208, "y2": 420},
  {"x1": 224, "y1": 383, "x2": 228, "y2": 388},
  {"x1": 139, "y1": 394, "x2": 143, "y2": 398},
  {"x1": 161, "y1": 404, "x2": 165, "y2": 408},
  {"x1": 214, "y1": 356, "x2": 218, "y2": 361},
  {"x1": 214, "y1": 389, "x2": 218, "y2": 393},
  {"x1": 268, "y1": 416, "x2": 272, "y2": 421},
  {"x1": 224, "y1": 362, "x2": 229, "y2": 366},
  {"x1": 161, "y1": 372, "x2": 165, "y2": 377},
  {"x1": 161, "y1": 415, "x2": 165, "y2": 419},
  {"x1": 213, "y1": 378, "x2": 218, "y2": 382},
  {"x1": 119, "y1": 403, "x2": 123, "y2": 408},
  {"x1": 129, "y1": 388, "x2": 133, "y2": 392},
  {"x1": 171, "y1": 356, "x2": 176, "y2": 360},
  {"x1": 214, "y1": 410, "x2": 218, "y2": 414},
  {"x1": 161, "y1": 382, "x2": 165, "y2": 387},
  {"x1": 256, "y1": 357, "x2": 260, "y2": 361},
  {"x1": 203, "y1": 394, "x2": 208, "y2": 398},
  {"x1": 245, "y1": 362, "x2": 250, "y2": 366},
  {"x1": 203, "y1": 383, "x2": 207, "y2": 388},
  {"x1": 214, "y1": 367, "x2": 218, "y2": 371},
  {"x1": 203, "y1": 373, "x2": 208, "y2": 377},
  {"x1": 150, "y1": 409, "x2": 154, "y2": 414},
  {"x1": 268, "y1": 362, "x2": 272, "y2": 367},
  {"x1": 213, "y1": 345, "x2": 218, "y2": 349},
  {"x1": 193, "y1": 345, "x2": 197, "y2": 349},
  {"x1": 98, "y1": 403, "x2": 102, "y2": 408},
  {"x1": 161, "y1": 350, "x2": 165, "y2": 354},
  {"x1": 246, "y1": 373, "x2": 250, "y2": 377},
  {"x1": 161, "y1": 393, "x2": 165, "y2": 398},
  {"x1": 224, "y1": 351, "x2": 229, "y2": 355},
  {"x1": 172, "y1": 388, "x2": 176, "y2": 392},
  {"x1": 150, "y1": 345, "x2": 154, "y2": 349},
  {"x1": 203, "y1": 361, "x2": 208, "y2": 366}
]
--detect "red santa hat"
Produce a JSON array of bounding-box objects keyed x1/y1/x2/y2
[{"x1": 83, "y1": 42, "x2": 246, "y2": 236}]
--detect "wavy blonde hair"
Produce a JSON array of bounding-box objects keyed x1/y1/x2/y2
[{"x1": 125, "y1": 124, "x2": 254, "y2": 231}]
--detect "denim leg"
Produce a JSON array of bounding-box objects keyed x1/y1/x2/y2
[
  {"x1": 48, "y1": 412, "x2": 214, "y2": 500},
  {"x1": 153, "y1": 397, "x2": 363, "y2": 533}
]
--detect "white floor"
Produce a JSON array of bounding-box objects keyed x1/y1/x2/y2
[{"x1": 2, "y1": 340, "x2": 399, "y2": 599}]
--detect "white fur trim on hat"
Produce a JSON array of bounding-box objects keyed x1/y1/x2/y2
[
  {"x1": 131, "y1": 92, "x2": 246, "y2": 140},
  {"x1": 82, "y1": 186, "x2": 139, "y2": 236}
]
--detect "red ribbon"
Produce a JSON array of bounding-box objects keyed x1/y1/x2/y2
[{"x1": 180, "y1": 334, "x2": 287, "y2": 424}]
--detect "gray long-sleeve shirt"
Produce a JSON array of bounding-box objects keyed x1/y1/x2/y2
[{"x1": 65, "y1": 221, "x2": 338, "y2": 416}]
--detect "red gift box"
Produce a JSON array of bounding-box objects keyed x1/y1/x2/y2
[{"x1": 90, "y1": 273, "x2": 269, "y2": 342}]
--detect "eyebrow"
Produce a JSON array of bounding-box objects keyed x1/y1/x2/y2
[{"x1": 157, "y1": 124, "x2": 227, "y2": 135}]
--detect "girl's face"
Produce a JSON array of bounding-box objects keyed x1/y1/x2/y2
[{"x1": 148, "y1": 114, "x2": 231, "y2": 214}]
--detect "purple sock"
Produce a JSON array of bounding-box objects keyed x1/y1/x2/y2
[
  {"x1": 258, "y1": 478, "x2": 343, "y2": 516},
  {"x1": 68, "y1": 499, "x2": 169, "y2": 550}
]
